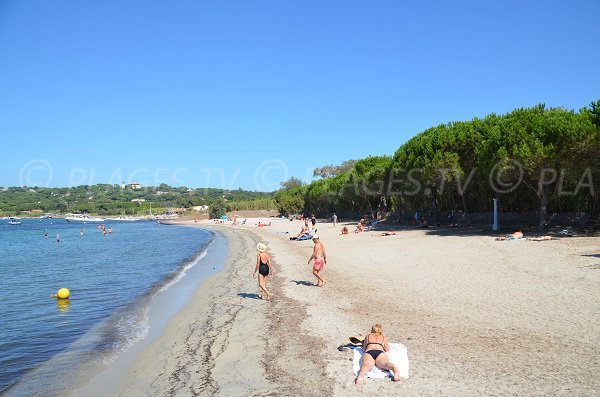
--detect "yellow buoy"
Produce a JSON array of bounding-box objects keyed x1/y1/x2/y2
[{"x1": 56, "y1": 288, "x2": 70, "y2": 299}]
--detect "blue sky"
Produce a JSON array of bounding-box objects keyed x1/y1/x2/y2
[{"x1": 1, "y1": 0, "x2": 598, "y2": 191}]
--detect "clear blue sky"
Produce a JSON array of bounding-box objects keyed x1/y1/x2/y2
[{"x1": 1, "y1": 0, "x2": 598, "y2": 191}]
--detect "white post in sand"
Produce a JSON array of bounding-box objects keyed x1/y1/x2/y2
[{"x1": 492, "y1": 198, "x2": 499, "y2": 231}]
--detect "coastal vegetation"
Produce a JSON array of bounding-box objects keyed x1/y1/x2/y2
[
  {"x1": 276, "y1": 101, "x2": 600, "y2": 229},
  {"x1": 0, "y1": 184, "x2": 276, "y2": 217},
  {"x1": 4, "y1": 102, "x2": 599, "y2": 229}
]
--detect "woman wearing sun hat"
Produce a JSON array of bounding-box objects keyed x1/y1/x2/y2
[{"x1": 253, "y1": 242, "x2": 273, "y2": 300}]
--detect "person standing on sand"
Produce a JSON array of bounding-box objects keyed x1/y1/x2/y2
[
  {"x1": 332, "y1": 213, "x2": 338, "y2": 227},
  {"x1": 253, "y1": 243, "x2": 273, "y2": 300},
  {"x1": 308, "y1": 235, "x2": 326, "y2": 286},
  {"x1": 355, "y1": 323, "x2": 402, "y2": 384}
]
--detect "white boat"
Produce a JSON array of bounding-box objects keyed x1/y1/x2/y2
[
  {"x1": 8, "y1": 217, "x2": 22, "y2": 225},
  {"x1": 64, "y1": 215, "x2": 105, "y2": 223},
  {"x1": 110, "y1": 216, "x2": 139, "y2": 221}
]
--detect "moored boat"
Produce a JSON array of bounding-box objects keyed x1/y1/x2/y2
[
  {"x1": 64, "y1": 215, "x2": 105, "y2": 223},
  {"x1": 8, "y1": 217, "x2": 22, "y2": 225},
  {"x1": 109, "y1": 216, "x2": 139, "y2": 221}
]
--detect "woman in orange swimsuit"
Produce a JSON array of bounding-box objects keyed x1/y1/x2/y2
[{"x1": 355, "y1": 323, "x2": 402, "y2": 384}]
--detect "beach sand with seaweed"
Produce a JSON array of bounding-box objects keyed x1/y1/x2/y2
[{"x1": 83, "y1": 218, "x2": 600, "y2": 396}]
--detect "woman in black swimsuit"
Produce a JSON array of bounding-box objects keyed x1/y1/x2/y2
[
  {"x1": 355, "y1": 323, "x2": 402, "y2": 384},
  {"x1": 252, "y1": 243, "x2": 273, "y2": 300}
]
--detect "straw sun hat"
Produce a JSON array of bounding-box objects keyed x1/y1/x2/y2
[{"x1": 256, "y1": 243, "x2": 267, "y2": 252}]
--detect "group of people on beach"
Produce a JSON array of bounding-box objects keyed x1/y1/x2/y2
[
  {"x1": 253, "y1": 234, "x2": 327, "y2": 300},
  {"x1": 252, "y1": 217, "x2": 405, "y2": 385}
]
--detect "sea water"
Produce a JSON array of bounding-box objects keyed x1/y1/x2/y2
[{"x1": 0, "y1": 218, "x2": 214, "y2": 394}]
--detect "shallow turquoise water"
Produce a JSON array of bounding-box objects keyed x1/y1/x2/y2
[{"x1": 0, "y1": 218, "x2": 212, "y2": 393}]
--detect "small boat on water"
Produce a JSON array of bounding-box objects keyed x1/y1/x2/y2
[
  {"x1": 8, "y1": 217, "x2": 22, "y2": 225},
  {"x1": 110, "y1": 216, "x2": 139, "y2": 221},
  {"x1": 64, "y1": 215, "x2": 105, "y2": 223}
]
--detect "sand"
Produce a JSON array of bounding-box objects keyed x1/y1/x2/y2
[{"x1": 81, "y1": 218, "x2": 600, "y2": 396}]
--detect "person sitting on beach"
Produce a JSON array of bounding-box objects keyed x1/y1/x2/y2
[
  {"x1": 341, "y1": 226, "x2": 349, "y2": 235},
  {"x1": 495, "y1": 231, "x2": 524, "y2": 241},
  {"x1": 290, "y1": 225, "x2": 313, "y2": 240},
  {"x1": 354, "y1": 222, "x2": 365, "y2": 233},
  {"x1": 252, "y1": 243, "x2": 273, "y2": 300},
  {"x1": 304, "y1": 219, "x2": 313, "y2": 233},
  {"x1": 256, "y1": 221, "x2": 272, "y2": 227},
  {"x1": 297, "y1": 225, "x2": 310, "y2": 237},
  {"x1": 355, "y1": 323, "x2": 402, "y2": 385}
]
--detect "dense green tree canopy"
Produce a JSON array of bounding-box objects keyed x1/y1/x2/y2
[{"x1": 276, "y1": 102, "x2": 600, "y2": 229}]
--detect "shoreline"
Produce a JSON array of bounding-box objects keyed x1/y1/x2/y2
[
  {"x1": 68, "y1": 229, "x2": 226, "y2": 397},
  {"x1": 66, "y1": 218, "x2": 600, "y2": 396},
  {"x1": 70, "y1": 224, "x2": 287, "y2": 396}
]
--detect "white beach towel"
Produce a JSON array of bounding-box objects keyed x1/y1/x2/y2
[{"x1": 352, "y1": 343, "x2": 409, "y2": 380}]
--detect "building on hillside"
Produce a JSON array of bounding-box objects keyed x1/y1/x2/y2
[
  {"x1": 131, "y1": 198, "x2": 146, "y2": 203},
  {"x1": 192, "y1": 205, "x2": 209, "y2": 211},
  {"x1": 129, "y1": 181, "x2": 142, "y2": 190}
]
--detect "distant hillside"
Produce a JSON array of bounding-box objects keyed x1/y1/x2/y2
[{"x1": 0, "y1": 184, "x2": 276, "y2": 216}]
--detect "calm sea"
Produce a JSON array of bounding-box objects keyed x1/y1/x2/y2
[{"x1": 0, "y1": 218, "x2": 214, "y2": 395}]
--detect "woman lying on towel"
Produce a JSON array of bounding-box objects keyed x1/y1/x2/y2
[{"x1": 355, "y1": 323, "x2": 402, "y2": 384}]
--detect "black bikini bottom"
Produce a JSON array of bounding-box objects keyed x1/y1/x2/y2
[{"x1": 365, "y1": 349, "x2": 384, "y2": 361}]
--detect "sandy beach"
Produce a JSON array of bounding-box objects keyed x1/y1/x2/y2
[{"x1": 83, "y1": 218, "x2": 600, "y2": 396}]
